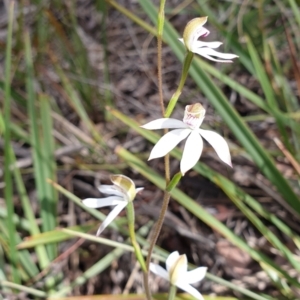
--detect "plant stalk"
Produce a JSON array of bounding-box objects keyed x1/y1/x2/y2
[
  {"x1": 165, "y1": 51, "x2": 194, "y2": 117},
  {"x1": 168, "y1": 285, "x2": 177, "y2": 300},
  {"x1": 126, "y1": 202, "x2": 147, "y2": 272},
  {"x1": 144, "y1": 1, "x2": 168, "y2": 299}
]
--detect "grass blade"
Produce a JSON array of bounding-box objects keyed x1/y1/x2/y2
[
  {"x1": 0, "y1": 281, "x2": 46, "y2": 298},
  {"x1": 24, "y1": 30, "x2": 55, "y2": 260},
  {"x1": 246, "y1": 36, "x2": 291, "y2": 150},
  {"x1": 12, "y1": 149, "x2": 50, "y2": 269},
  {"x1": 3, "y1": 1, "x2": 20, "y2": 284},
  {"x1": 40, "y1": 94, "x2": 58, "y2": 244}
]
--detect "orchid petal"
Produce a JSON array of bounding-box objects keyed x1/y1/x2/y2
[
  {"x1": 197, "y1": 27, "x2": 210, "y2": 38},
  {"x1": 185, "y1": 267, "x2": 207, "y2": 284},
  {"x1": 193, "y1": 41, "x2": 222, "y2": 49},
  {"x1": 149, "y1": 263, "x2": 170, "y2": 281},
  {"x1": 96, "y1": 202, "x2": 127, "y2": 236},
  {"x1": 190, "y1": 27, "x2": 210, "y2": 48},
  {"x1": 180, "y1": 131, "x2": 203, "y2": 175},
  {"x1": 176, "y1": 282, "x2": 204, "y2": 300},
  {"x1": 194, "y1": 48, "x2": 238, "y2": 62},
  {"x1": 149, "y1": 129, "x2": 191, "y2": 160},
  {"x1": 166, "y1": 251, "x2": 180, "y2": 272},
  {"x1": 141, "y1": 118, "x2": 187, "y2": 130},
  {"x1": 136, "y1": 187, "x2": 144, "y2": 193},
  {"x1": 82, "y1": 196, "x2": 124, "y2": 208},
  {"x1": 98, "y1": 185, "x2": 123, "y2": 197},
  {"x1": 194, "y1": 52, "x2": 234, "y2": 63},
  {"x1": 200, "y1": 47, "x2": 238, "y2": 59},
  {"x1": 178, "y1": 38, "x2": 184, "y2": 44},
  {"x1": 199, "y1": 129, "x2": 232, "y2": 167}
]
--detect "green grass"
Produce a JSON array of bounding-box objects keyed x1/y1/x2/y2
[{"x1": 0, "y1": 0, "x2": 299, "y2": 299}]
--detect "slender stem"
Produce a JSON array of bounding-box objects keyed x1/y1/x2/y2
[
  {"x1": 165, "y1": 51, "x2": 194, "y2": 118},
  {"x1": 144, "y1": 2, "x2": 168, "y2": 299},
  {"x1": 168, "y1": 285, "x2": 177, "y2": 300},
  {"x1": 126, "y1": 202, "x2": 147, "y2": 272},
  {"x1": 164, "y1": 147, "x2": 170, "y2": 184},
  {"x1": 143, "y1": 192, "x2": 171, "y2": 300},
  {"x1": 157, "y1": 0, "x2": 167, "y2": 115}
]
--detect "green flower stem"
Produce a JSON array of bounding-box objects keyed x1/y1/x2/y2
[
  {"x1": 126, "y1": 202, "x2": 147, "y2": 272},
  {"x1": 157, "y1": 0, "x2": 167, "y2": 115},
  {"x1": 165, "y1": 51, "x2": 194, "y2": 118},
  {"x1": 164, "y1": 146, "x2": 171, "y2": 184},
  {"x1": 166, "y1": 172, "x2": 182, "y2": 192},
  {"x1": 168, "y1": 285, "x2": 177, "y2": 300}
]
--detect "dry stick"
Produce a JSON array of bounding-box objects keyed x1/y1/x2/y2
[{"x1": 143, "y1": 1, "x2": 169, "y2": 300}]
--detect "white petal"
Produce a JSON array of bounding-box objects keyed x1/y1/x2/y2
[
  {"x1": 196, "y1": 52, "x2": 231, "y2": 63},
  {"x1": 149, "y1": 129, "x2": 191, "y2": 160},
  {"x1": 96, "y1": 202, "x2": 127, "y2": 236},
  {"x1": 136, "y1": 187, "x2": 144, "y2": 193},
  {"x1": 193, "y1": 41, "x2": 222, "y2": 49},
  {"x1": 98, "y1": 185, "x2": 123, "y2": 197},
  {"x1": 178, "y1": 38, "x2": 184, "y2": 45},
  {"x1": 199, "y1": 129, "x2": 232, "y2": 167},
  {"x1": 150, "y1": 263, "x2": 170, "y2": 281},
  {"x1": 141, "y1": 118, "x2": 187, "y2": 130},
  {"x1": 194, "y1": 47, "x2": 238, "y2": 63},
  {"x1": 180, "y1": 131, "x2": 203, "y2": 175},
  {"x1": 185, "y1": 267, "x2": 207, "y2": 284},
  {"x1": 176, "y1": 282, "x2": 204, "y2": 300},
  {"x1": 82, "y1": 196, "x2": 124, "y2": 208},
  {"x1": 166, "y1": 251, "x2": 180, "y2": 273},
  {"x1": 200, "y1": 48, "x2": 238, "y2": 59}
]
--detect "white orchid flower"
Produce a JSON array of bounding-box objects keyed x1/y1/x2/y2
[
  {"x1": 82, "y1": 175, "x2": 143, "y2": 236},
  {"x1": 150, "y1": 251, "x2": 207, "y2": 300},
  {"x1": 141, "y1": 103, "x2": 232, "y2": 175},
  {"x1": 179, "y1": 17, "x2": 238, "y2": 63}
]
